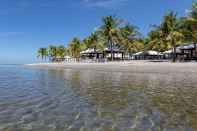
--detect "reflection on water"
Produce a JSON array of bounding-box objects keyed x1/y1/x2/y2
[{"x1": 0, "y1": 65, "x2": 197, "y2": 131}]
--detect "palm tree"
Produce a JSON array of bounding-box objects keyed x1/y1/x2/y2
[
  {"x1": 147, "y1": 12, "x2": 183, "y2": 62},
  {"x1": 83, "y1": 37, "x2": 91, "y2": 49},
  {"x1": 147, "y1": 27, "x2": 169, "y2": 52},
  {"x1": 48, "y1": 45, "x2": 58, "y2": 62},
  {"x1": 80, "y1": 39, "x2": 88, "y2": 51},
  {"x1": 119, "y1": 24, "x2": 143, "y2": 56},
  {"x1": 56, "y1": 45, "x2": 66, "y2": 59},
  {"x1": 69, "y1": 37, "x2": 82, "y2": 61},
  {"x1": 149, "y1": 12, "x2": 183, "y2": 62},
  {"x1": 100, "y1": 15, "x2": 122, "y2": 61},
  {"x1": 89, "y1": 32, "x2": 99, "y2": 52},
  {"x1": 184, "y1": 2, "x2": 197, "y2": 59},
  {"x1": 37, "y1": 48, "x2": 48, "y2": 60},
  {"x1": 89, "y1": 32, "x2": 105, "y2": 51},
  {"x1": 161, "y1": 12, "x2": 184, "y2": 62},
  {"x1": 65, "y1": 47, "x2": 71, "y2": 56}
]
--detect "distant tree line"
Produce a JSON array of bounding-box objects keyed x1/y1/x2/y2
[{"x1": 37, "y1": 2, "x2": 197, "y2": 62}]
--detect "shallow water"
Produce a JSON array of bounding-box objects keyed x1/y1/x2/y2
[{"x1": 0, "y1": 65, "x2": 197, "y2": 131}]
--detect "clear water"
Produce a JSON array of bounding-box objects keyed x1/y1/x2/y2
[{"x1": 0, "y1": 65, "x2": 197, "y2": 131}]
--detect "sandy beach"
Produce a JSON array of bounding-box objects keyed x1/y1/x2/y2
[{"x1": 26, "y1": 60, "x2": 197, "y2": 73}]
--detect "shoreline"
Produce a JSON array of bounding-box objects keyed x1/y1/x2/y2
[{"x1": 25, "y1": 61, "x2": 197, "y2": 73}]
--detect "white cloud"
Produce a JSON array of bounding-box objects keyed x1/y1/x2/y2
[
  {"x1": 82, "y1": 0, "x2": 129, "y2": 8},
  {"x1": 17, "y1": 1, "x2": 54, "y2": 8},
  {"x1": 0, "y1": 32, "x2": 24, "y2": 37},
  {"x1": 0, "y1": 1, "x2": 54, "y2": 15},
  {"x1": 185, "y1": 9, "x2": 191, "y2": 15}
]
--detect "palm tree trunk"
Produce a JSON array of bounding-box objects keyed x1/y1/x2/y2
[
  {"x1": 94, "y1": 46, "x2": 96, "y2": 59},
  {"x1": 194, "y1": 43, "x2": 197, "y2": 60},
  {"x1": 41, "y1": 55, "x2": 44, "y2": 61},
  {"x1": 171, "y1": 38, "x2": 177, "y2": 62},
  {"x1": 122, "y1": 52, "x2": 124, "y2": 60},
  {"x1": 110, "y1": 40, "x2": 114, "y2": 61},
  {"x1": 77, "y1": 57, "x2": 79, "y2": 62},
  {"x1": 173, "y1": 46, "x2": 176, "y2": 62}
]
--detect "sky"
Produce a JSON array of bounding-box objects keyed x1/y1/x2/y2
[{"x1": 0, "y1": 0, "x2": 194, "y2": 64}]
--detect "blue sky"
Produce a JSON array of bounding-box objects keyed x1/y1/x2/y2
[{"x1": 0, "y1": 0, "x2": 194, "y2": 64}]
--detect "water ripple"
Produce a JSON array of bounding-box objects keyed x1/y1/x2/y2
[{"x1": 0, "y1": 65, "x2": 196, "y2": 130}]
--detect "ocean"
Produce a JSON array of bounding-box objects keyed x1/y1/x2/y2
[{"x1": 0, "y1": 64, "x2": 196, "y2": 130}]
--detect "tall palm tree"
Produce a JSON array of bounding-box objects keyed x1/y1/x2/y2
[
  {"x1": 89, "y1": 32, "x2": 99, "y2": 52},
  {"x1": 80, "y1": 39, "x2": 88, "y2": 51},
  {"x1": 147, "y1": 27, "x2": 169, "y2": 52},
  {"x1": 100, "y1": 15, "x2": 122, "y2": 61},
  {"x1": 119, "y1": 24, "x2": 142, "y2": 55},
  {"x1": 37, "y1": 48, "x2": 48, "y2": 60},
  {"x1": 184, "y1": 2, "x2": 197, "y2": 59},
  {"x1": 151, "y1": 12, "x2": 183, "y2": 62},
  {"x1": 65, "y1": 47, "x2": 71, "y2": 56},
  {"x1": 56, "y1": 45, "x2": 66, "y2": 59},
  {"x1": 69, "y1": 37, "x2": 82, "y2": 61},
  {"x1": 83, "y1": 37, "x2": 91, "y2": 49},
  {"x1": 147, "y1": 12, "x2": 183, "y2": 62},
  {"x1": 48, "y1": 45, "x2": 58, "y2": 62},
  {"x1": 88, "y1": 32, "x2": 105, "y2": 52},
  {"x1": 161, "y1": 12, "x2": 184, "y2": 62}
]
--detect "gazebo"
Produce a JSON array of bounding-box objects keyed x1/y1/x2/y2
[
  {"x1": 80, "y1": 48, "x2": 103, "y2": 60},
  {"x1": 163, "y1": 43, "x2": 197, "y2": 61},
  {"x1": 80, "y1": 48, "x2": 124, "y2": 61},
  {"x1": 103, "y1": 48, "x2": 124, "y2": 60},
  {"x1": 179, "y1": 43, "x2": 197, "y2": 60},
  {"x1": 133, "y1": 50, "x2": 163, "y2": 60},
  {"x1": 163, "y1": 48, "x2": 182, "y2": 59},
  {"x1": 132, "y1": 52, "x2": 144, "y2": 60}
]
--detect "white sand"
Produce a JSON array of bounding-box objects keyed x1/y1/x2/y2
[{"x1": 26, "y1": 60, "x2": 197, "y2": 73}]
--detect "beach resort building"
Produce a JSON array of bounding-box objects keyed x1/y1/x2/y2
[
  {"x1": 163, "y1": 43, "x2": 197, "y2": 61},
  {"x1": 80, "y1": 48, "x2": 124, "y2": 61},
  {"x1": 178, "y1": 43, "x2": 197, "y2": 61},
  {"x1": 132, "y1": 50, "x2": 163, "y2": 60},
  {"x1": 79, "y1": 43, "x2": 197, "y2": 62}
]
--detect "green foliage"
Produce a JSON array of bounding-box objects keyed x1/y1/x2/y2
[
  {"x1": 119, "y1": 24, "x2": 143, "y2": 53},
  {"x1": 56, "y1": 45, "x2": 66, "y2": 58},
  {"x1": 99, "y1": 16, "x2": 122, "y2": 60},
  {"x1": 68, "y1": 37, "x2": 82, "y2": 60},
  {"x1": 37, "y1": 48, "x2": 48, "y2": 60},
  {"x1": 183, "y1": 2, "x2": 197, "y2": 42},
  {"x1": 147, "y1": 11, "x2": 184, "y2": 61},
  {"x1": 37, "y1": 45, "x2": 66, "y2": 62},
  {"x1": 37, "y1": 2, "x2": 197, "y2": 62},
  {"x1": 83, "y1": 32, "x2": 101, "y2": 51},
  {"x1": 48, "y1": 45, "x2": 57, "y2": 59}
]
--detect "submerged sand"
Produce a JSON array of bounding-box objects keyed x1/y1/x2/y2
[{"x1": 26, "y1": 60, "x2": 197, "y2": 73}]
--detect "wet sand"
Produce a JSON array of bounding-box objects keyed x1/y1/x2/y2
[{"x1": 26, "y1": 61, "x2": 197, "y2": 73}]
